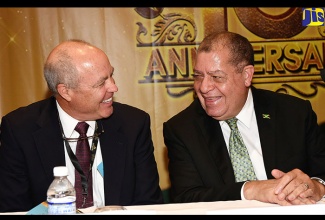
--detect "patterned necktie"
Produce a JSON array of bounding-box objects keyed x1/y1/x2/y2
[
  {"x1": 226, "y1": 118, "x2": 257, "y2": 182},
  {"x1": 74, "y1": 122, "x2": 93, "y2": 208}
]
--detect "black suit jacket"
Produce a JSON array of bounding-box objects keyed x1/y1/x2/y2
[
  {"x1": 0, "y1": 96, "x2": 163, "y2": 212},
  {"x1": 163, "y1": 86, "x2": 325, "y2": 203}
]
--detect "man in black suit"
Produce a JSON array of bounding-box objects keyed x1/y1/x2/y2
[
  {"x1": 163, "y1": 31, "x2": 325, "y2": 206},
  {"x1": 0, "y1": 39, "x2": 163, "y2": 212}
]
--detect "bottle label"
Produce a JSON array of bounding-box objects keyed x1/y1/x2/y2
[{"x1": 47, "y1": 201, "x2": 76, "y2": 215}]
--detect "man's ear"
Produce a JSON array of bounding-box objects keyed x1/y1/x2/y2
[
  {"x1": 243, "y1": 65, "x2": 254, "y2": 87},
  {"x1": 57, "y1": 83, "x2": 72, "y2": 101}
]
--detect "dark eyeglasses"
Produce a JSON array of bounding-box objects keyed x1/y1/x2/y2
[{"x1": 60, "y1": 121, "x2": 104, "y2": 142}]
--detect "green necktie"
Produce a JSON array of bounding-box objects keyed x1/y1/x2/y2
[{"x1": 226, "y1": 118, "x2": 257, "y2": 182}]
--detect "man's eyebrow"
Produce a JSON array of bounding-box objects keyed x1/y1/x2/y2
[
  {"x1": 93, "y1": 76, "x2": 108, "y2": 88},
  {"x1": 193, "y1": 69, "x2": 202, "y2": 73},
  {"x1": 193, "y1": 69, "x2": 225, "y2": 74},
  {"x1": 207, "y1": 70, "x2": 226, "y2": 75}
]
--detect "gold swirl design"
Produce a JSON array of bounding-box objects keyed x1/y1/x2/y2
[
  {"x1": 136, "y1": 13, "x2": 197, "y2": 46},
  {"x1": 276, "y1": 82, "x2": 325, "y2": 97},
  {"x1": 165, "y1": 83, "x2": 194, "y2": 97}
]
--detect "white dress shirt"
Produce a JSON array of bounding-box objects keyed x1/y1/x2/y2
[
  {"x1": 56, "y1": 102, "x2": 105, "y2": 207},
  {"x1": 220, "y1": 88, "x2": 267, "y2": 199}
]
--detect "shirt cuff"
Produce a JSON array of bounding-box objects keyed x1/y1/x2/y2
[{"x1": 241, "y1": 181, "x2": 250, "y2": 200}]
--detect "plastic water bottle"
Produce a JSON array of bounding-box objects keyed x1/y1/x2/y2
[{"x1": 47, "y1": 166, "x2": 76, "y2": 215}]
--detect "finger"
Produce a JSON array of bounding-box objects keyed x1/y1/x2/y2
[
  {"x1": 273, "y1": 171, "x2": 298, "y2": 195},
  {"x1": 286, "y1": 182, "x2": 316, "y2": 204},
  {"x1": 299, "y1": 188, "x2": 315, "y2": 199},
  {"x1": 303, "y1": 183, "x2": 309, "y2": 191},
  {"x1": 274, "y1": 176, "x2": 294, "y2": 195},
  {"x1": 288, "y1": 196, "x2": 316, "y2": 205},
  {"x1": 271, "y1": 169, "x2": 285, "y2": 179},
  {"x1": 276, "y1": 200, "x2": 292, "y2": 206},
  {"x1": 286, "y1": 183, "x2": 309, "y2": 200}
]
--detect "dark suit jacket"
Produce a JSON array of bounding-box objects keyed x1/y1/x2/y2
[
  {"x1": 0, "y1": 96, "x2": 163, "y2": 212},
  {"x1": 163, "y1": 86, "x2": 325, "y2": 203}
]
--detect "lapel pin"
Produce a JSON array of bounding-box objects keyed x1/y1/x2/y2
[{"x1": 262, "y1": 114, "x2": 270, "y2": 119}]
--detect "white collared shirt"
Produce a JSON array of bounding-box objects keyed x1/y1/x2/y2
[
  {"x1": 56, "y1": 101, "x2": 105, "y2": 207},
  {"x1": 220, "y1": 89, "x2": 267, "y2": 199}
]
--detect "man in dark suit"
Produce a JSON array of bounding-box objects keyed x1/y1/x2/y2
[
  {"x1": 0, "y1": 39, "x2": 163, "y2": 212},
  {"x1": 163, "y1": 31, "x2": 325, "y2": 206}
]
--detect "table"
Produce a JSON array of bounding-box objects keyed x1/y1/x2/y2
[
  {"x1": 80, "y1": 198, "x2": 325, "y2": 215},
  {"x1": 2, "y1": 198, "x2": 325, "y2": 215}
]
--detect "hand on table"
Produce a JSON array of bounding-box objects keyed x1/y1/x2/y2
[
  {"x1": 272, "y1": 168, "x2": 324, "y2": 204},
  {"x1": 244, "y1": 168, "x2": 324, "y2": 205}
]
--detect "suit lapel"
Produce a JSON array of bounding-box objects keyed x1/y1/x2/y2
[
  {"x1": 194, "y1": 100, "x2": 236, "y2": 183},
  {"x1": 33, "y1": 97, "x2": 66, "y2": 182},
  {"x1": 251, "y1": 87, "x2": 276, "y2": 179},
  {"x1": 99, "y1": 115, "x2": 126, "y2": 203}
]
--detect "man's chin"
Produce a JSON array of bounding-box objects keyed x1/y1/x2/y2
[{"x1": 101, "y1": 108, "x2": 114, "y2": 118}]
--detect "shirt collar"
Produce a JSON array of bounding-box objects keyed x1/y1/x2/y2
[
  {"x1": 236, "y1": 88, "x2": 254, "y2": 129},
  {"x1": 219, "y1": 88, "x2": 254, "y2": 128},
  {"x1": 56, "y1": 101, "x2": 96, "y2": 138}
]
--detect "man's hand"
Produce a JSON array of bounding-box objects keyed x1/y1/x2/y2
[
  {"x1": 272, "y1": 168, "x2": 324, "y2": 203},
  {"x1": 243, "y1": 168, "x2": 324, "y2": 205}
]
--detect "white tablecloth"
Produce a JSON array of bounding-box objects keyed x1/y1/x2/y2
[
  {"x1": 80, "y1": 198, "x2": 325, "y2": 215},
  {"x1": 2, "y1": 198, "x2": 325, "y2": 215}
]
